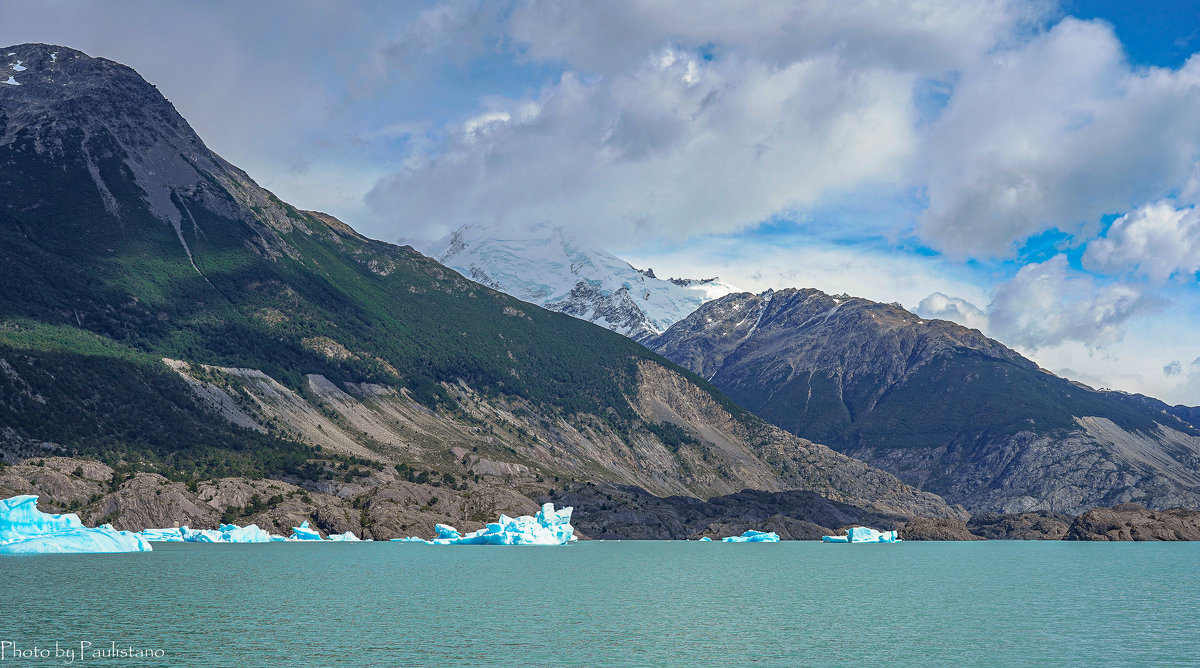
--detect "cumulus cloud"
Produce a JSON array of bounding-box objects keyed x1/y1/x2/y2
[
  {"x1": 367, "y1": 44, "x2": 919, "y2": 244},
  {"x1": 920, "y1": 255, "x2": 1161, "y2": 350},
  {"x1": 1165, "y1": 361, "x2": 1183, "y2": 376},
  {"x1": 921, "y1": 19, "x2": 1200, "y2": 258},
  {"x1": 987, "y1": 255, "x2": 1162, "y2": 349},
  {"x1": 915, "y1": 292, "x2": 990, "y2": 331},
  {"x1": 1083, "y1": 201, "x2": 1200, "y2": 282}
]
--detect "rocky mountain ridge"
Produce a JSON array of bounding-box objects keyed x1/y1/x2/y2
[{"x1": 648, "y1": 288, "x2": 1200, "y2": 515}]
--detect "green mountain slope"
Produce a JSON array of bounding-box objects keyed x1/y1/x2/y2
[{"x1": 0, "y1": 43, "x2": 957, "y2": 527}]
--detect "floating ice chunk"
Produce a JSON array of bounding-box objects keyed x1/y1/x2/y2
[
  {"x1": 138, "y1": 527, "x2": 185, "y2": 542},
  {"x1": 327, "y1": 531, "x2": 361, "y2": 542},
  {"x1": 721, "y1": 530, "x2": 779, "y2": 543},
  {"x1": 821, "y1": 526, "x2": 900, "y2": 543},
  {"x1": 698, "y1": 537, "x2": 712, "y2": 542},
  {"x1": 389, "y1": 536, "x2": 427, "y2": 542},
  {"x1": 2, "y1": 76, "x2": 19, "y2": 86},
  {"x1": 139, "y1": 523, "x2": 270, "y2": 543},
  {"x1": 290, "y1": 520, "x2": 322, "y2": 541},
  {"x1": 0, "y1": 495, "x2": 151, "y2": 554},
  {"x1": 399, "y1": 503, "x2": 576, "y2": 545},
  {"x1": 11, "y1": 60, "x2": 26, "y2": 72}
]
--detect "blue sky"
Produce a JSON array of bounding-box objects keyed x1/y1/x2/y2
[{"x1": 3, "y1": 0, "x2": 1200, "y2": 404}]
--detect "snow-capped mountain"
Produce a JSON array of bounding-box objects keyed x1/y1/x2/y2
[{"x1": 418, "y1": 224, "x2": 738, "y2": 342}]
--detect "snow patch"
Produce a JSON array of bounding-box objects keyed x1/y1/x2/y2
[
  {"x1": 10, "y1": 60, "x2": 26, "y2": 72},
  {"x1": 50, "y1": 52, "x2": 57, "y2": 62},
  {"x1": 2, "y1": 76, "x2": 20, "y2": 86},
  {"x1": 419, "y1": 225, "x2": 739, "y2": 340}
]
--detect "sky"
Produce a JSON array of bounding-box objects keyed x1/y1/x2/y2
[{"x1": 3, "y1": 0, "x2": 1200, "y2": 405}]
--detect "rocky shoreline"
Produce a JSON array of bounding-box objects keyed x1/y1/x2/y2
[{"x1": 3, "y1": 456, "x2": 1198, "y2": 541}]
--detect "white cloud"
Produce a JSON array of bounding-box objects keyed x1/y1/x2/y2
[
  {"x1": 987, "y1": 255, "x2": 1159, "y2": 349},
  {"x1": 1083, "y1": 201, "x2": 1200, "y2": 282},
  {"x1": 921, "y1": 19, "x2": 1200, "y2": 258},
  {"x1": 915, "y1": 292, "x2": 989, "y2": 331},
  {"x1": 366, "y1": 46, "x2": 920, "y2": 245},
  {"x1": 621, "y1": 236, "x2": 989, "y2": 311}
]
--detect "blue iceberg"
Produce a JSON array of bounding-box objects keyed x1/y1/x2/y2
[
  {"x1": 0, "y1": 495, "x2": 152, "y2": 555},
  {"x1": 290, "y1": 521, "x2": 322, "y2": 541},
  {"x1": 698, "y1": 537, "x2": 712, "y2": 542},
  {"x1": 821, "y1": 526, "x2": 900, "y2": 543},
  {"x1": 721, "y1": 530, "x2": 780, "y2": 543},
  {"x1": 138, "y1": 523, "x2": 271, "y2": 543},
  {"x1": 138, "y1": 527, "x2": 185, "y2": 542},
  {"x1": 326, "y1": 531, "x2": 361, "y2": 542},
  {"x1": 390, "y1": 503, "x2": 576, "y2": 545}
]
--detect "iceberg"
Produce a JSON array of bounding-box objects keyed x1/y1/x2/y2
[
  {"x1": 138, "y1": 527, "x2": 185, "y2": 542},
  {"x1": 326, "y1": 531, "x2": 361, "y2": 542},
  {"x1": 290, "y1": 521, "x2": 322, "y2": 541},
  {"x1": 721, "y1": 530, "x2": 780, "y2": 543},
  {"x1": 698, "y1": 537, "x2": 712, "y2": 542},
  {"x1": 821, "y1": 526, "x2": 900, "y2": 543},
  {"x1": 138, "y1": 523, "x2": 271, "y2": 543},
  {"x1": 392, "y1": 503, "x2": 576, "y2": 545},
  {"x1": 0, "y1": 495, "x2": 152, "y2": 555}
]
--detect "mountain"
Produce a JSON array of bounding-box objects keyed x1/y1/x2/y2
[
  {"x1": 419, "y1": 224, "x2": 738, "y2": 342},
  {"x1": 0, "y1": 44, "x2": 956, "y2": 535},
  {"x1": 647, "y1": 288, "x2": 1200, "y2": 515}
]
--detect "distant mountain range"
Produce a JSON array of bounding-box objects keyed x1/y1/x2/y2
[
  {"x1": 419, "y1": 224, "x2": 738, "y2": 342},
  {"x1": 647, "y1": 289, "x2": 1200, "y2": 514},
  {"x1": 0, "y1": 43, "x2": 954, "y2": 536},
  {"x1": 407, "y1": 195, "x2": 1200, "y2": 517}
]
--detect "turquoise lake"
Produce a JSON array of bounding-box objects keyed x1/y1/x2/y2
[{"x1": 4, "y1": 541, "x2": 1199, "y2": 666}]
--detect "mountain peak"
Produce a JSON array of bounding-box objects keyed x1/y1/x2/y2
[{"x1": 418, "y1": 224, "x2": 740, "y2": 341}]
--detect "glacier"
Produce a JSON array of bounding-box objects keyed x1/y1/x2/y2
[
  {"x1": 721, "y1": 530, "x2": 780, "y2": 543},
  {"x1": 389, "y1": 503, "x2": 575, "y2": 545},
  {"x1": 821, "y1": 527, "x2": 901, "y2": 543},
  {"x1": 418, "y1": 224, "x2": 738, "y2": 341},
  {"x1": 0, "y1": 495, "x2": 152, "y2": 555}
]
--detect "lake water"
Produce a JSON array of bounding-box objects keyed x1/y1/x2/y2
[{"x1": 3, "y1": 541, "x2": 1199, "y2": 666}]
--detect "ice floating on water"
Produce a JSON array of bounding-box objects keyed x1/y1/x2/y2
[
  {"x1": 290, "y1": 521, "x2": 322, "y2": 541},
  {"x1": 138, "y1": 527, "x2": 185, "y2": 542},
  {"x1": 390, "y1": 503, "x2": 575, "y2": 545},
  {"x1": 821, "y1": 526, "x2": 900, "y2": 543},
  {"x1": 0, "y1": 495, "x2": 151, "y2": 555},
  {"x1": 697, "y1": 537, "x2": 712, "y2": 542},
  {"x1": 326, "y1": 531, "x2": 361, "y2": 542},
  {"x1": 139, "y1": 523, "x2": 271, "y2": 543},
  {"x1": 721, "y1": 530, "x2": 779, "y2": 543}
]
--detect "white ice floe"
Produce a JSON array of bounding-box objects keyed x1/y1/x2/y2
[
  {"x1": 721, "y1": 530, "x2": 779, "y2": 543},
  {"x1": 0, "y1": 495, "x2": 152, "y2": 555},
  {"x1": 821, "y1": 526, "x2": 900, "y2": 543},
  {"x1": 390, "y1": 503, "x2": 576, "y2": 545}
]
